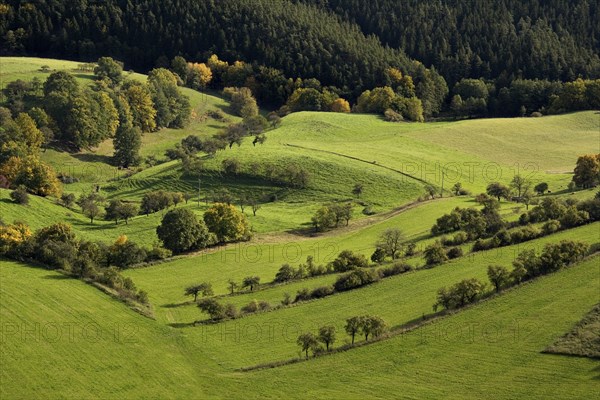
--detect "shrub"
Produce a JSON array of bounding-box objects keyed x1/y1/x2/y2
[
  {"x1": 109, "y1": 235, "x2": 147, "y2": 268},
  {"x1": 446, "y1": 247, "x2": 464, "y2": 259},
  {"x1": 224, "y1": 303, "x2": 239, "y2": 319},
  {"x1": 274, "y1": 263, "x2": 297, "y2": 283},
  {"x1": 384, "y1": 108, "x2": 404, "y2": 122},
  {"x1": 241, "y1": 300, "x2": 259, "y2": 314},
  {"x1": 197, "y1": 298, "x2": 225, "y2": 321},
  {"x1": 379, "y1": 262, "x2": 412, "y2": 278},
  {"x1": 560, "y1": 207, "x2": 589, "y2": 228},
  {"x1": 60, "y1": 193, "x2": 76, "y2": 208},
  {"x1": 294, "y1": 288, "x2": 312, "y2": 303},
  {"x1": 371, "y1": 247, "x2": 386, "y2": 263},
  {"x1": 145, "y1": 244, "x2": 172, "y2": 261},
  {"x1": 362, "y1": 205, "x2": 376, "y2": 216},
  {"x1": 310, "y1": 285, "x2": 334, "y2": 299},
  {"x1": 434, "y1": 278, "x2": 486, "y2": 310},
  {"x1": 405, "y1": 242, "x2": 417, "y2": 256},
  {"x1": 424, "y1": 241, "x2": 448, "y2": 266},
  {"x1": 541, "y1": 220, "x2": 561, "y2": 235},
  {"x1": 510, "y1": 225, "x2": 541, "y2": 244},
  {"x1": 281, "y1": 293, "x2": 292, "y2": 306},
  {"x1": 452, "y1": 231, "x2": 468, "y2": 245},
  {"x1": 222, "y1": 158, "x2": 240, "y2": 175},
  {"x1": 10, "y1": 186, "x2": 29, "y2": 205},
  {"x1": 330, "y1": 250, "x2": 369, "y2": 272},
  {"x1": 577, "y1": 198, "x2": 600, "y2": 221},
  {"x1": 334, "y1": 269, "x2": 379, "y2": 292}
]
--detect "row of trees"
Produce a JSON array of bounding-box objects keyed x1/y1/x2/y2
[
  {"x1": 297, "y1": 315, "x2": 387, "y2": 359},
  {"x1": 449, "y1": 77, "x2": 600, "y2": 118},
  {"x1": 156, "y1": 204, "x2": 250, "y2": 254},
  {"x1": 0, "y1": 221, "x2": 154, "y2": 303},
  {"x1": 434, "y1": 240, "x2": 590, "y2": 311},
  {"x1": 311, "y1": 203, "x2": 353, "y2": 232}
]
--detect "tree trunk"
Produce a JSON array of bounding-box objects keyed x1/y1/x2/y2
[{"x1": 351, "y1": 334, "x2": 355, "y2": 345}]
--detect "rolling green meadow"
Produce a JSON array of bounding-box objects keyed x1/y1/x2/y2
[{"x1": 1, "y1": 57, "x2": 599, "y2": 399}]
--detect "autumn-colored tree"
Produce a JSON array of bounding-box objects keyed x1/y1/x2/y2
[
  {"x1": 203, "y1": 203, "x2": 250, "y2": 243},
  {"x1": 355, "y1": 87, "x2": 396, "y2": 113},
  {"x1": 0, "y1": 156, "x2": 61, "y2": 197},
  {"x1": 573, "y1": 154, "x2": 600, "y2": 189},
  {"x1": 0, "y1": 222, "x2": 32, "y2": 255},
  {"x1": 206, "y1": 54, "x2": 229, "y2": 87},
  {"x1": 14, "y1": 113, "x2": 43, "y2": 150},
  {"x1": 330, "y1": 98, "x2": 351, "y2": 113},
  {"x1": 186, "y1": 62, "x2": 212, "y2": 90},
  {"x1": 123, "y1": 81, "x2": 157, "y2": 132}
]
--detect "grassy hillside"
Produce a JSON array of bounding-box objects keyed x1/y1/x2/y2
[
  {"x1": 1, "y1": 57, "x2": 599, "y2": 399},
  {"x1": 1, "y1": 252, "x2": 597, "y2": 399},
  {"x1": 124, "y1": 223, "x2": 599, "y2": 368}
]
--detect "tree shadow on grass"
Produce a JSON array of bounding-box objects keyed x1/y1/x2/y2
[
  {"x1": 162, "y1": 301, "x2": 194, "y2": 309},
  {"x1": 42, "y1": 274, "x2": 71, "y2": 280},
  {"x1": 71, "y1": 153, "x2": 113, "y2": 164},
  {"x1": 593, "y1": 364, "x2": 600, "y2": 380},
  {"x1": 167, "y1": 322, "x2": 195, "y2": 329}
]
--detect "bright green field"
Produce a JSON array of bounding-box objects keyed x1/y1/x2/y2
[
  {"x1": 1, "y1": 57, "x2": 599, "y2": 399},
  {"x1": 1, "y1": 250, "x2": 598, "y2": 399}
]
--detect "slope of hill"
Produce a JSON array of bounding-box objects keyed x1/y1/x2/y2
[{"x1": 1, "y1": 250, "x2": 597, "y2": 398}]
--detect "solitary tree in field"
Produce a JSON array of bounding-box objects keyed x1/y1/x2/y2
[
  {"x1": 185, "y1": 282, "x2": 214, "y2": 302},
  {"x1": 425, "y1": 184, "x2": 437, "y2": 199},
  {"x1": 377, "y1": 228, "x2": 405, "y2": 259},
  {"x1": 534, "y1": 182, "x2": 549, "y2": 195},
  {"x1": 345, "y1": 316, "x2": 363, "y2": 345},
  {"x1": 352, "y1": 183, "x2": 363, "y2": 198},
  {"x1": 203, "y1": 203, "x2": 250, "y2": 243},
  {"x1": 250, "y1": 197, "x2": 261, "y2": 216},
  {"x1": 297, "y1": 332, "x2": 318, "y2": 359},
  {"x1": 242, "y1": 276, "x2": 260, "y2": 291},
  {"x1": 510, "y1": 175, "x2": 531, "y2": 200},
  {"x1": 227, "y1": 279, "x2": 238, "y2": 294},
  {"x1": 452, "y1": 182, "x2": 463, "y2": 196},
  {"x1": 573, "y1": 154, "x2": 600, "y2": 189},
  {"x1": 78, "y1": 193, "x2": 104, "y2": 224},
  {"x1": 318, "y1": 326, "x2": 336, "y2": 351},
  {"x1": 157, "y1": 208, "x2": 210, "y2": 254},
  {"x1": 486, "y1": 182, "x2": 510, "y2": 201},
  {"x1": 487, "y1": 265, "x2": 511, "y2": 293}
]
